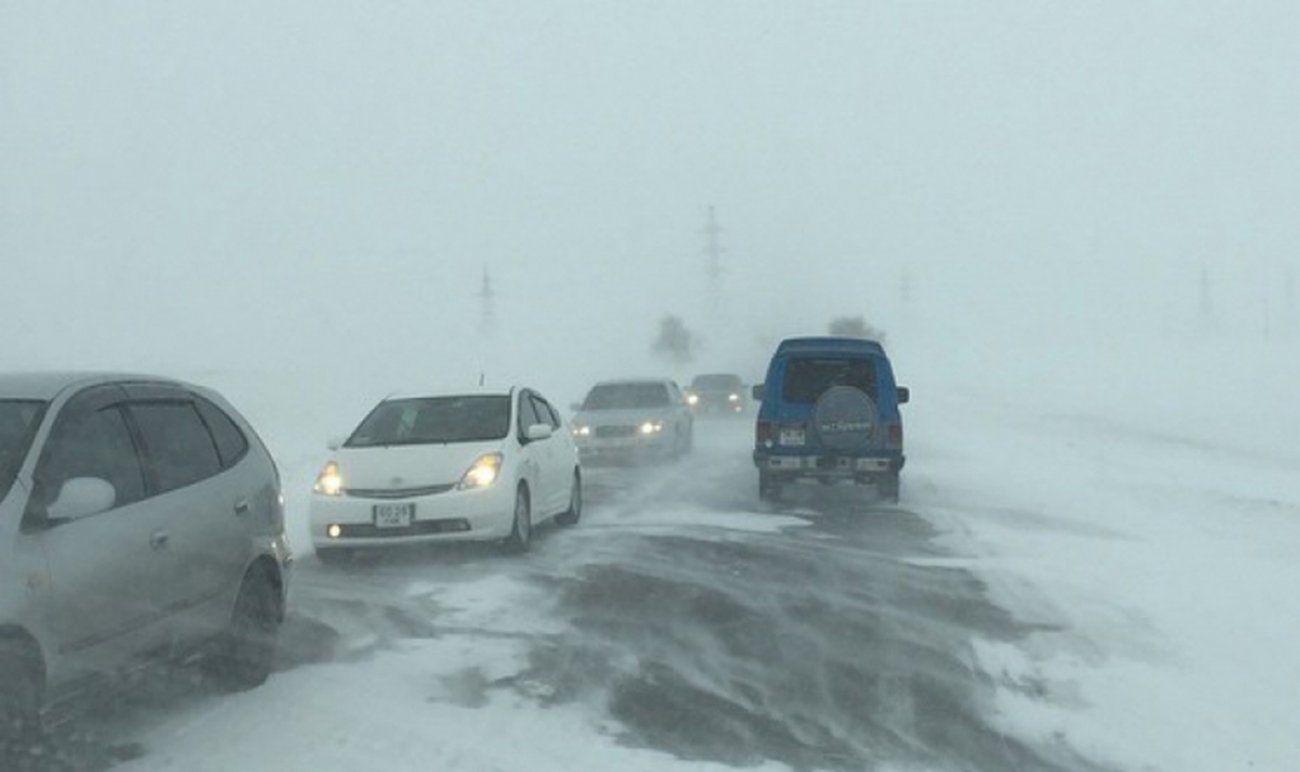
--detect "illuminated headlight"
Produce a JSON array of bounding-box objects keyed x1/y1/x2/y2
[
  {"x1": 457, "y1": 452, "x2": 503, "y2": 490},
  {"x1": 326, "y1": 523, "x2": 343, "y2": 539},
  {"x1": 686, "y1": 394, "x2": 700, "y2": 406},
  {"x1": 313, "y1": 461, "x2": 344, "y2": 496},
  {"x1": 728, "y1": 393, "x2": 740, "y2": 402},
  {"x1": 572, "y1": 425, "x2": 591, "y2": 437},
  {"x1": 640, "y1": 421, "x2": 664, "y2": 435}
]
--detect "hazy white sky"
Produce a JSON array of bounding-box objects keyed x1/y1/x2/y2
[{"x1": 3, "y1": 1, "x2": 1297, "y2": 384}]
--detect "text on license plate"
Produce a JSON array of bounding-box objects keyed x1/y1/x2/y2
[
  {"x1": 779, "y1": 429, "x2": 806, "y2": 446},
  {"x1": 373, "y1": 502, "x2": 415, "y2": 528}
]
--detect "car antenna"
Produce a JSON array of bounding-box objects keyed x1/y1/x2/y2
[{"x1": 479, "y1": 371, "x2": 485, "y2": 387}]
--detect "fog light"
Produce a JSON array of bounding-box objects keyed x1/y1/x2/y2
[{"x1": 327, "y1": 523, "x2": 343, "y2": 539}]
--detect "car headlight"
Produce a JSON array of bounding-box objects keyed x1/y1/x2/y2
[
  {"x1": 728, "y1": 393, "x2": 740, "y2": 402},
  {"x1": 640, "y1": 421, "x2": 664, "y2": 435},
  {"x1": 313, "y1": 460, "x2": 344, "y2": 496},
  {"x1": 572, "y1": 425, "x2": 591, "y2": 437},
  {"x1": 457, "y1": 452, "x2": 503, "y2": 490},
  {"x1": 686, "y1": 394, "x2": 700, "y2": 406}
]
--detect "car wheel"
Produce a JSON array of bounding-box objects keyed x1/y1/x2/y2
[
  {"x1": 502, "y1": 485, "x2": 532, "y2": 553},
  {"x1": 758, "y1": 471, "x2": 782, "y2": 502},
  {"x1": 206, "y1": 565, "x2": 281, "y2": 692},
  {"x1": 0, "y1": 637, "x2": 42, "y2": 749},
  {"x1": 879, "y1": 472, "x2": 901, "y2": 504},
  {"x1": 315, "y1": 547, "x2": 352, "y2": 566},
  {"x1": 556, "y1": 471, "x2": 582, "y2": 526}
]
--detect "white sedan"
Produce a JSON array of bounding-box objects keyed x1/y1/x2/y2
[{"x1": 309, "y1": 386, "x2": 581, "y2": 561}]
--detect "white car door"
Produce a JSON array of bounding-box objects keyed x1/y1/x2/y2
[
  {"x1": 529, "y1": 393, "x2": 567, "y2": 515},
  {"x1": 515, "y1": 392, "x2": 549, "y2": 511}
]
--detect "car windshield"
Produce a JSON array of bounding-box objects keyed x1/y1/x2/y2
[
  {"x1": 691, "y1": 374, "x2": 742, "y2": 391},
  {"x1": 582, "y1": 383, "x2": 670, "y2": 410},
  {"x1": 782, "y1": 358, "x2": 877, "y2": 404},
  {"x1": 346, "y1": 396, "x2": 510, "y2": 447},
  {"x1": 0, "y1": 400, "x2": 46, "y2": 502}
]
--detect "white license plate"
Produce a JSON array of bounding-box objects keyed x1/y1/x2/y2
[
  {"x1": 373, "y1": 503, "x2": 414, "y2": 528},
  {"x1": 779, "y1": 429, "x2": 806, "y2": 447}
]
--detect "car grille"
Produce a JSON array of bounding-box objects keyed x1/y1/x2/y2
[
  {"x1": 594, "y1": 425, "x2": 638, "y2": 439},
  {"x1": 346, "y1": 483, "x2": 455, "y2": 499},
  {"x1": 335, "y1": 519, "x2": 471, "y2": 538}
]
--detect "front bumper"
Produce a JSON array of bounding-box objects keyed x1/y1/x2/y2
[
  {"x1": 309, "y1": 482, "x2": 515, "y2": 549},
  {"x1": 575, "y1": 433, "x2": 674, "y2": 461}
]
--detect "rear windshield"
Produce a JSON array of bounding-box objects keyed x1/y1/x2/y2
[
  {"x1": 583, "y1": 383, "x2": 670, "y2": 410},
  {"x1": 692, "y1": 374, "x2": 743, "y2": 390},
  {"x1": 782, "y1": 358, "x2": 877, "y2": 404},
  {"x1": 346, "y1": 396, "x2": 511, "y2": 447},
  {"x1": 0, "y1": 400, "x2": 47, "y2": 501}
]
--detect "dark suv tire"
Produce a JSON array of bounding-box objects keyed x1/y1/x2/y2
[
  {"x1": 878, "y1": 472, "x2": 901, "y2": 504},
  {"x1": 758, "y1": 471, "x2": 782, "y2": 502},
  {"x1": 0, "y1": 636, "x2": 42, "y2": 749}
]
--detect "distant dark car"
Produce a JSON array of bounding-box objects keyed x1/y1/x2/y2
[
  {"x1": 752, "y1": 337, "x2": 908, "y2": 502},
  {"x1": 685, "y1": 373, "x2": 747, "y2": 415}
]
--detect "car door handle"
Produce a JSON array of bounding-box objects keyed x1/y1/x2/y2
[
  {"x1": 149, "y1": 530, "x2": 170, "y2": 550},
  {"x1": 234, "y1": 499, "x2": 251, "y2": 516}
]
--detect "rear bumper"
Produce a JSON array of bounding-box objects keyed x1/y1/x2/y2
[{"x1": 754, "y1": 450, "x2": 904, "y2": 478}]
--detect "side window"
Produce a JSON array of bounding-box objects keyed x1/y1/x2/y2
[
  {"x1": 32, "y1": 405, "x2": 146, "y2": 516},
  {"x1": 194, "y1": 397, "x2": 249, "y2": 469},
  {"x1": 531, "y1": 395, "x2": 559, "y2": 429},
  {"x1": 517, "y1": 392, "x2": 541, "y2": 436},
  {"x1": 666, "y1": 383, "x2": 681, "y2": 405},
  {"x1": 129, "y1": 401, "x2": 222, "y2": 493}
]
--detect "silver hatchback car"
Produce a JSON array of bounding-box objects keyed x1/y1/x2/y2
[{"x1": 0, "y1": 373, "x2": 292, "y2": 740}]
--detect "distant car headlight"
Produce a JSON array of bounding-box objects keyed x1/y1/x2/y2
[
  {"x1": 572, "y1": 425, "x2": 591, "y2": 437},
  {"x1": 686, "y1": 393, "x2": 700, "y2": 406},
  {"x1": 640, "y1": 421, "x2": 664, "y2": 435},
  {"x1": 457, "y1": 452, "x2": 503, "y2": 490},
  {"x1": 728, "y1": 393, "x2": 740, "y2": 402},
  {"x1": 313, "y1": 460, "x2": 344, "y2": 496}
]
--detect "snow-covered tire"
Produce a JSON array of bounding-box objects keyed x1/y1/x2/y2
[
  {"x1": 878, "y1": 472, "x2": 901, "y2": 504},
  {"x1": 0, "y1": 637, "x2": 42, "y2": 749},
  {"x1": 206, "y1": 565, "x2": 281, "y2": 692},
  {"x1": 556, "y1": 472, "x2": 581, "y2": 527},
  {"x1": 502, "y1": 486, "x2": 532, "y2": 553}
]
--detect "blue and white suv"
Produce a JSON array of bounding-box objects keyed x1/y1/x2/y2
[{"x1": 752, "y1": 337, "x2": 909, "y2": 502}]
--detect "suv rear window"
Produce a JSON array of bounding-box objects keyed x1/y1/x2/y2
[{"x1": 782, "y1": 358, "x2": 877, "y2": 404}]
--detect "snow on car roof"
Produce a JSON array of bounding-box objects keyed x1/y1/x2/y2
[{"x1": 0, "y1": 371, "x2": 175, "y2": 400}]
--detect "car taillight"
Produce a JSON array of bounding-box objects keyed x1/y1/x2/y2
[
  {"x1": 887, "y1": 424, "x2": 904, "y2": 448},
  {"x1": 756, "y1": 421, "x2": 773, "y2": 446}
]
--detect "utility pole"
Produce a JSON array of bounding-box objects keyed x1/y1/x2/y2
[
  {"x1": 479, "y1": 266, "x2": 496, "y2": 336},
  {"x1": 702, "y1": 205, "x2": 724, "y2": 311}
]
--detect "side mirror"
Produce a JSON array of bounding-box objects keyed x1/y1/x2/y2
[
  {"x1": 525, "y1": 423, "x2": 555, "y2": 441},
  {"x1": 751, "y1": 384, "x2": 766, "y2": 401},
  {"x1": 327, "y1": 435, "x2": 345, "y2": 451},
  {"x1": 896, "y1": 387, "x2": 910, "y2": 405},
  {"x1": 47, "y1": 477, "x2": 117, "y2": 521}
]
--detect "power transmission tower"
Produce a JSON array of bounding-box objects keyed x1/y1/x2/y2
[
  {"x1": 702, "y1": 205, "x2": 724, "y2": 310},
  {"x1": 479, "y1": 266, "x2": 496, "y2": 335}
]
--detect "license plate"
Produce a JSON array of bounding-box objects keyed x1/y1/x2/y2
[
  {"x1": 779, "y1": 429, "x2": 806, "y2": 447},
  {"x1": 373, "y1": 502, "x2": 414, "y2": 529}
]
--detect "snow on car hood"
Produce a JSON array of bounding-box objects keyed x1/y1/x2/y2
[
  {"x1": 572, "y1": 408, "x2": 675, "y2": 427},
  {"x1": 333, "y1": 440, "x2": 502, "y2": 490}
]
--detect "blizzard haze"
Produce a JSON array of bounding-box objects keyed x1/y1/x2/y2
[{"x1": 4, "y1": 3, "x2": 1300, "y2": 772}]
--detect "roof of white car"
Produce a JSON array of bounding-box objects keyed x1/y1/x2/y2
[
  {"x1": 384, "y1": 383, "x2": 518, "y2": 401},
  {"x1": 0, "y1": 372, "x2": 173, "y2": 400}
]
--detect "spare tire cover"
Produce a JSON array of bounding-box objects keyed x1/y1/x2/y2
[{"x1": 813, "y1": 386, "x2": 876, "y2": 451}]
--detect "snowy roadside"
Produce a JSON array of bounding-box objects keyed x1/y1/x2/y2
[{"x1": 909, "y1": 391, "x2": 1300, "y2": 771}]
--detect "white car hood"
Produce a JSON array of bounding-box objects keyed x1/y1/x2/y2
[
  {"x1": 333, "y1": 441, "x2": 501, "y2": 490},
  {"x1": 573, "y1": 408, "x2": 673, "y2": 427}
]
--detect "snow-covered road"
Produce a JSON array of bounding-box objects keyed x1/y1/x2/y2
[{"x1": 12, "y1": 396, "x2": 1299, "y2": 772}]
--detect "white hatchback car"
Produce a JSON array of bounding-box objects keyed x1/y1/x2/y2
[{"x1": 310, "y1": 386, "x2": 581, "y2": 560}]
